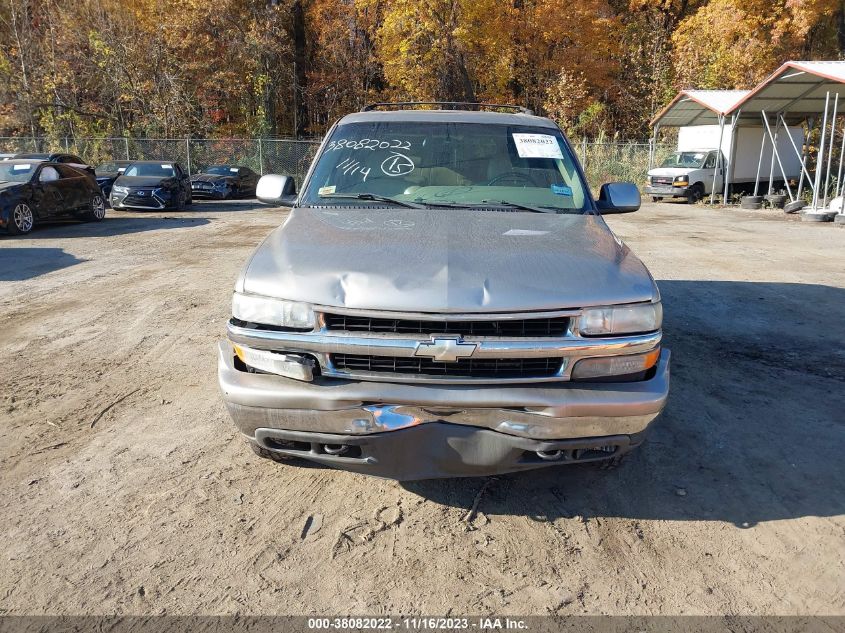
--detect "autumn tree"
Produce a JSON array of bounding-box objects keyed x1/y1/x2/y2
[{"x1": 672, "y1": 0, "x2": 843, "y2": 88}]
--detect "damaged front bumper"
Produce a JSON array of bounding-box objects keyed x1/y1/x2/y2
[{"x1": 218, "y1": 340, "x2": 670, "y2": 479}]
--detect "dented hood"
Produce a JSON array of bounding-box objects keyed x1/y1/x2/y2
[{"x1": 241, "y1": 207, "x2": 657, "y2": 312}]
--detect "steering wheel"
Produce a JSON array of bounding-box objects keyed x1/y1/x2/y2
[{"x1": 486, "y1": 171, "x2": 541, "y2": 187}]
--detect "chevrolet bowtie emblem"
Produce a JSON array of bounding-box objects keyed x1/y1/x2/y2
[{"x1": 414, "y1": 336, "x2": 477, "y2": 362}]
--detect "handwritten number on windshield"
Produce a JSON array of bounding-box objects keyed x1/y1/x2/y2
[{"x1": 328, "y1": 139, "x2": 411, "y2": 152}]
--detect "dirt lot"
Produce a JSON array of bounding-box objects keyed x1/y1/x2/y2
[{"x1": 1, "y1": 200, "x2": 843, "y2": 616}]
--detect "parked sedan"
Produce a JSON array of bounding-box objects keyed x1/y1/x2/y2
[
  {"x1": 15, "y1": 152, "x2": 97, "y2": 178},
  {"x1": 191, "y1": 165, "x2": 260, "y2": 199},
  {"x1": 110, "y1": 161, "x2": 192, "y2": 211},
  {"x1": 94, "y1": 160, "x2": 133, "y2": 197},
  {"x1": 0, "y1": 160, "x2": 106, "y2": 235}
]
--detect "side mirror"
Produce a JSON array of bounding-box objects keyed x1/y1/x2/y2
[
  {"x1": 595, "y1": 182, "x2": 640, "y2": 214},
  {"x1": 256, "y1": 174, "x2": 297, "y2": 207}
]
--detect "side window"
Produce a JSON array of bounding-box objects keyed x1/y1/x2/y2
[
  {"x1": 39, "y1": 166, "x2": 61, "y2": 182},
  {"x1": 703, "y1": 153, "x2": 716, "y2": 169}
]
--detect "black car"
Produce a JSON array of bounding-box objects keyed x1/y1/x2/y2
[
  {"x1": 15, "y1": 152, "x2": 97, "y2": 178},
  {"x1": 0, "y1": 160, "x2": 106, "y2": 235},
  {"x1": 110, "y1": 161, "x2": 192, "y2": 211},
  {"x1": 94, "y1": 160, "x2": 133, "y2": 197},
  {"x1": 190, "y1": 165, "x2": 260, "y2": 199}
]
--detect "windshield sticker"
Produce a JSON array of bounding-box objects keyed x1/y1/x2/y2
[
  {"x1": 318, "y1": 185, "x2": 336, "y2": 196},
  {"x1": 336, "y1": 157, "x2": 371, "y2": 181},
  {"x1": 328, "y1": 139, "x2": 411, "y2": 152},
  {"x1": 229, "y1": 167, "x2": 239, "y2": 172},
  {"x1": 551, "y1": 183, "x2": 573, "y2": 196},
  {"x1": 504, "y1": 229, "x2": 549, "y2": 236},
  {"x1": 512, "y1": 133, "x2": 564, "y2": 159},
  {"x1": 381, "y1": 152, "x2": 415, "y2": 177},
  {"x1": 161, "y1": 164, "x2": 173, "y2": 169},
  {"x1": 12, "y1": 164, "x2": 31, "y2": 170}
]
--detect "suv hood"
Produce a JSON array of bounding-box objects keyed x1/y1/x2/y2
[{"x1": 241, "y1": 207, "x2": 657, "y2": 313}]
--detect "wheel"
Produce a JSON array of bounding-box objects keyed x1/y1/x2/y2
[
  {"x1": 741, "y1": 195, "x2": 764, "y2": 210},
  {"x1": 685, "y1": 184, "x2": 703, "y2": 204},
  {"x1": 8, "y1": 202, "x2": 34, "y2": 235},
  {"x1": 784, "y1": 200, "x2": 805, "y2": 214},
  {"x1": 651, "y1": 196, "x2": 662, "y2": 203},
  {"x1": 250, "y1": 442, "x2": 293, "y2": 463},
  {"x1": 82, "y1": 193, "x2": 106, "y2": 221}
]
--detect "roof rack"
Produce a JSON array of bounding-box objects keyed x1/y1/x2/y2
[{"x1": 361, "y1": 101, "x2": 534, "y2": 115}]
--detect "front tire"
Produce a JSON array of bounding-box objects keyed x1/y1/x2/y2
[
  {"x1": 686, "y1": 184, "x2": 704, "y2": 204},
  {"x1": 82, "y1": 193, "x2": 106, "y2": 221},
  {"x1": 8, "y1": 203, "x2": 34, "y2": 235}
]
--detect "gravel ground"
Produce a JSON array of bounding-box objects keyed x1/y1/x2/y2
[{"x1": 0, "y1": 200, "x2": 843, "y2": 615}]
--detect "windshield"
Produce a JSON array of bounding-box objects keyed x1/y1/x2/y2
[
  {"x1": 124, "y1": 163, "x2": 175, "y2": 178},
  {"x1": 299, "y1": 121, "x2": 589, "y2": 212},
  {"x1": 96, "y1": 162, "x2": 127, "y2": 174},
  {"x1": 206, "y1": 166, "x2": 239, "y2": 175},
  {"x1": 661, "y1": 152, "x2": 707, "y2": 168},
  {"x1": 0, "y1": 163, "x2": 36, "y2": 182}
]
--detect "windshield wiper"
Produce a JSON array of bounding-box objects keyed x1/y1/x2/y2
[
  {"x1": 489, "y1": 200, "x2": 557, "y2": 213},
  {"x1": 319, "y1": 193, "x2": 425, "y2": 209}
]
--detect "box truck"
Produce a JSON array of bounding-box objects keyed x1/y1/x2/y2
[{"x1": 645, "y1": 125, "x2": 804, "y2": 203}]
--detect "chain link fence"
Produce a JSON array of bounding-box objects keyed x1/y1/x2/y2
[
  {"x1": 0, "y1": 136, "x2": 669, "y2": 190},
  {"x1": 0, "y1": 137, "x2": 322, "y2": 185}
]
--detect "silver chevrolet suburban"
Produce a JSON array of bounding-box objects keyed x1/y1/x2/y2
[{"x1": 218, "y1": 103, "x2": 670, "y2": 480}]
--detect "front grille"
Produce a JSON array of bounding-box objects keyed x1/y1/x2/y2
[
  {"x1": 323, "y1": 313, "x2": 569, "y2": 337},
  {"x1": 124, "y1": 192, "x2": 160, "y2": 208},
  {"x1": 331, "y1": 354, "x2": 563, "y2": 379},
  {"x1": 651, "y1": 176, "x2": 673, "y2": 186}
]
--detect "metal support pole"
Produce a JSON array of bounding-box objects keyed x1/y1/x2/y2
[
  {"x1": 723, "y1": 113, "x2": 739, "y2": 203},
  {"x1": 823, "y1": 94, "x2": 839, "y2": 208},
  {"x1": 767, "y1": 114, "x2": 780, "y2": 195},
  {"x1": 648, "y1": 123, "x2": 660, "y2": 170},
  {"x1": 186, "y1": 137, "x2": 192, "y2": 177},
  {"x1": 812, "y1": 92, "x2": 830, "y2": 210},
  {"x1": 124, "y1": 137, "x2": 130, "y2": 161},
  {"x1": 778, "y1": 114, "x2": 814, "y2": 196},
  {"x1": 761, "y1": 111, "x2": 794, "y2": 202},
  {"x1": 710, "y1": 115, "x2": 725, "y2": 204},
  {"x1": 258, "y1": 138, "x2": 264, "y2": 175},
  {"x1": 836, "y1": 115, "x2": 845, "y2": 200},
  {"x1": 797, "y1": 117, "x2": 812, "y2": 199},
  {"x1": 753, "y1": 126, "x2": 767, "y2": 197}
]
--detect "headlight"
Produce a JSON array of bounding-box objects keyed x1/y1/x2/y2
[
  {"x1": 233, "y1": 344, "x2": 315, "y2": 381},
  {"x1": 673, "y1": 177, "x2": 689, "y2": 185},
  {"x1": 112, "y1": 185, "x2": 128, "y2": 194},
  {"x1": 571, "y1": 349, "x2": 661, "y2": 380},
  {"x1": 232, "y1": 292, "x2": 315, "y2": 329},
  {"x1": 213, "y1": 181, "x2": 230, "y2": 190},
  {"x1": 578, "y1": 302, "x2": 662, "y2": 336}
]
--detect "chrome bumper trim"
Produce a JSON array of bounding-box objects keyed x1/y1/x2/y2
[{"x1": 218, "y1": 340, "x2": 670, "y2": 440}]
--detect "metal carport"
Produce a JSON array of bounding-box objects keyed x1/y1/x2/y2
[{"x1": 652, "y1": 61, "x2": 845, "y2": 221}]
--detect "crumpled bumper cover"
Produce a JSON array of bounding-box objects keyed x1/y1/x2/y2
[{"x1": 217, "y1": 340, "x2": 670, "y2": 479}]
